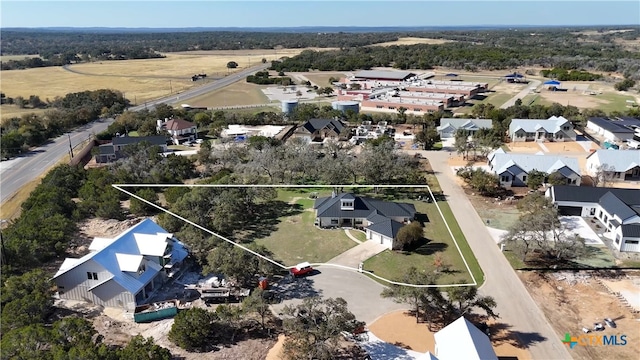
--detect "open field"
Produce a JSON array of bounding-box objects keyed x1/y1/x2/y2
[
  {"x1": 254, "y1": 193, "x2": 357, "y2": 266},
  {"x1": 364, "y1": 199, "x2": 481, "y2": 285},
  {"x1": 0, "y1": 54, "x2": 40, "y2": 61},
  {"x1": 368, "y1": 37, "x2": 454, "y2": 47},
  {"x1": 180, "y1": 81, "x2": 271, "y2": 108},
  {"x1": 300, "y1": 72, "x2": 347, "y2": 86},
  {"x1": 0, "y1": 48, "x2": 311, "y2": 105},
  {"x1": 0, "y1": 105, "x2": 48, "y2": 120}
]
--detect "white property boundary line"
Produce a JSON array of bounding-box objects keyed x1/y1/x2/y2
[{"x1": 113, "y1": 184, "x2": 478, "y2": 288}]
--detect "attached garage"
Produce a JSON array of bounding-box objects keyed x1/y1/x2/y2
[{"x1": 557, "y1": 205, "x2": 583, "y2": 216}]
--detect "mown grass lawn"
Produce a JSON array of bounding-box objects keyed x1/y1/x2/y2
[
  {"x1": 364, "y1": 198, "x2": 483, "y2": 286},
  {"x1": 255, "y1": 191, "x2": 356, "y2": 266}
]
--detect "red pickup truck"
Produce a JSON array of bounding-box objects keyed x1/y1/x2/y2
[{"x1": 290, "y1": 262, "x2": 313, "y2": 277}]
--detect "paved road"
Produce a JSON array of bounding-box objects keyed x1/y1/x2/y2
[
  {"x1": 421, "y1": 149, "x2": 572, "y2": 360},
  {"x1": 0, "y1": 63, "x2": 270, "y2": 205},
  {"x1": 501, "y1": 79, "x2": 541, "y2": 109}
]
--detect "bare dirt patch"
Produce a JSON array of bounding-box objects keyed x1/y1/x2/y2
[
  {"x1": 368, "y1": 310, "x2": 531, "y2": 359},
  {"x1": 520, "y1": 271, "x2": 640, "y2": 360},
  {"x1": 543, "y1": 141, "x2": 589, "y2": 154},
  {"x1": 538, "y1": 90, "x2": 607, "y2": 108},
  {"x1": 506, "y1": 142, "x2": 544, "y2": 153},
  {"x1": 369, "y1": 37, "x2": 455, "y2": 47}
]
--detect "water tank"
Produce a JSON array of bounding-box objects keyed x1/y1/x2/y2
[
  {"x1": 281, "y1": 100, "x2": 298, "y2": 114},
  {"x1": 331, "y1": 100, "x2": 360, "y2": 114}
]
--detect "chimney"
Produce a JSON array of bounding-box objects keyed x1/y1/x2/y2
[{"x1": 331, "y1": 190, "x2": 336, "y2": 198}]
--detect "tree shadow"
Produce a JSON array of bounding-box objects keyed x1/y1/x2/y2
[
  {"x1": 239, "y1": 200, "x2": 304, "y2": 241},
  {"x1": 360, "y1": 340, "x2": 419, "y2": 360},
  {"x1": 488, "y1": 321, "x2": 547, "y2": 349},
  {"x1": 272, "y1": 273, "x2": 322, "y2": 301},
  {"x1": 415, "y1": 212, "x2": 430, "y2": 224},
  {"x1": 412, "y1": 240, "x2": 448, "y2": 255}
]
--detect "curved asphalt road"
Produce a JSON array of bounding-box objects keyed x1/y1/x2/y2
[{"x1": 0, "y1": 63, "x2": 270, "y2": 205}]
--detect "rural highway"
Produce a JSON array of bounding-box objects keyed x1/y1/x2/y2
[
  {"x1": 0, "y1": 63, "x2": 270, "y2": 206},
  {"x1": 415, "y1": 149, "x2": 572, "y2": 360}
]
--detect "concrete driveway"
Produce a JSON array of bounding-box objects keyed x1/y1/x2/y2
[
  {"x1": 270, "y1": 266, "x2": 407, "y2": 325},
  {"x1": 327, "y1": 240, "x2": 388, "y2": 268}
]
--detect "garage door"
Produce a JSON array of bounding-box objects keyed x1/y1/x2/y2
[{"x1": 558, "y1": 206, "x2": 582, "y2": 216}]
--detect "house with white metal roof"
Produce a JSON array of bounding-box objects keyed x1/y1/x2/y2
[
  {"x1": 53, "y1": 219, "x2": 189, "y2": 310},
  {"x1": 488, "y1": 149, "x2": 581, "y2": 188},
  {"x1": 546, "y1": 185, "x2": 640, "y2": 252},
  {"x1": 437, "y1": 118, "x2": 493, "y2": 139},
  {"x1": 313, "y1": 193, "x2": 416, "y2": 250},
  {"x1": 434, "y1": 317, "x2": 498, "y2": 360},
  {"x1": 509, "y1": 116, "x2": 576, "y2": 142},
  {"x1": 586, "y1": 149, "x2": 640, "y2": 182}
]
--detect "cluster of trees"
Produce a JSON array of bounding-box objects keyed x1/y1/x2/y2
[
  {"x1": 456, "y1": 166, "x2": 501, "y2": 197},
  {"x1": 614, "y1": 78, "x2": 636, "y2": 91},
  {"x1": 246, "y1": 70, "x2": 294, "y2": 85},
  {"x1": 539, "y1": 68, "x2": 602, "y2": 81},
  {"x1": 382, "y1": 267, "x2": 498, "y2": 330},
  {"x1": 1, "y1": 89, "x2": 127, "y2": 158},
  {"x1": 269, "y1": 30, "x2": 640, "y2": 75},
  {"x1": 501, "y1": 193, "x2": 587, "y2": 264},
  {"x1": 453, "y1": 128, "x2": 503, "y2": 161},
  {"x1": 1, "y1": 92, "x2": 47, "y2": 109},
  {"x1": 525, "y1": 170, "x2": 568, "y2": 190}
]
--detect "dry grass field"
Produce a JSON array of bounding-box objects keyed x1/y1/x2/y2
[
  {"x1": 0, "y1": 105, "x2": 48, "y2": 120},
  {"x1": 180, "y1": 81, "x2": 271, "y2": 108},
  {"x1": 368, "y1": 37, "x2": 454, "y2": 46},
  {"x1": 0, "y1": 49, "x2": 310, "y2": 107}
]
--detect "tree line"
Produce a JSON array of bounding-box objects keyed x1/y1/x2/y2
[{"x1": 1, "y1": 89, "x2": 127, "y2": 158}]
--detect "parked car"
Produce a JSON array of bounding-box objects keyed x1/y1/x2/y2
[
  {"x1": 605, "y1": 318, "x2": 617, "y2": 328},
  {"x1": 290, "y1": 262, "x2": 313, "y2": 277}
]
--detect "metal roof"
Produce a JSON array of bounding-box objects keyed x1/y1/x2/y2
[
  {"x1": 550, "y1": 186, "x2": 640, "y2": 206},
  {"x1": 302, "y1": 119, "x2": 345, "y2": 135},
  {"x1": 599, "y1": 192, "x2": 638, "y2": 221},
  {"x1": 161, "y1": 118, "x2": 195, "y2": 131},
  {"x1": 509, "y1": 116, "x2": 571, "y2": 134},
  {"x1": 366, "y1": 218, "x2": 406, "y2": 239},
  {"x1": 434, "y1": 317, "x2": 498, "y2": 360},
  {"x1": 622, "y1": 224, "x2": 640, "y2": 238},
  {"x1": 438, "y1": 118, "x2": 493, "y2": 132},
  {"x1": 587, "y1": 117, "x2": 635, "y2": 134},
  {"x1": 354, "y1": 70, "x2": 415, "y2": 80},
  {"x1": 490, "y1": 153, "x2": 580, "y2": 177},
  {"x1": 586, "y1": 150, "x2": 640, "y2": 172},
  {"x1": 112, "y1": 135, "x2": 168, "y2": 146}
]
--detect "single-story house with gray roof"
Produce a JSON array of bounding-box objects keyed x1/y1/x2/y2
[
  {"x1": 586, "y1": 117, "x2": 639, "y2": 143},
  {"x1": 586, "y1": 149, "x2": 640, "y2": 182},
  {"x1": 546, "y1": 185, "x2": 640, "y2": 252},
  {"x1": 314, "y1": 192, "x2": 417, "y2": 250},
  {"x1": 488, "y1": 149, "x2": 581, "y2": 188},
  {"x1": 509, "y1": 116, "x2": 576, "y2": 142},
  {"x1": 96, "y1": 135, "x2": 168, "y2": 163},
  {"x1": 437, "y1": 118, "x2": 493, "y2": 139}
]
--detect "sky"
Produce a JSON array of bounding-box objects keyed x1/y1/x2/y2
[{"x1": 1, "y1": 0, "x2": 639, "y2": 28}]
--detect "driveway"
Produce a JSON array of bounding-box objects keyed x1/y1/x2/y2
[
  {"x1": 422, "y1": 150, "x2": 572, "y2": 360},
  {"x1": 327, "y1": 240, "x2": 387, "y2": 268},
  {"x1": 270, "y1": 266, "x2": 407, "y2": 325},
  {"x1": 500, "y1": 79, "x2": 541, "y2": 109}
]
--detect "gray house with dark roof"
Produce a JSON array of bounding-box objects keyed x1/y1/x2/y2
[
  {"x1": 294, "y1": 119, "x2": 346, "y2": 143},
  {"x1": 313, "y1": 193, "x2": 417, "y2": 250},
  {"x1": 96, "y1": 136, "x2": 168, "y2": 163},
  {"x1": 546, "y1": 185, "x2": 640, "y2": 252},
  {"x1": 586, "y1": 117, "x2": 639, "y2": 143}
]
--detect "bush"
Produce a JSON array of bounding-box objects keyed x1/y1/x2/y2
[
  {"x1": 168, "y1": 308, "x2": 217, "y2": 352},
  {"x1": 614, "y1": 78, "x2": 635, "y2": 91},
  {"x1": 395, "y1": 221, "x2": 424, "y2": 250}
]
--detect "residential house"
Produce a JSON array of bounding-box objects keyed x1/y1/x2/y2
[
  {"x1": 313, "y1": 193, "x2": 416, "y2": 250},
  {"x1": 157, "y1": 118, "x2": 197, "y2": 145},
  {"x1": 294, "y1": 118, "x2": 346, "y2": 143},
  {"x1": 488, "y1": 149, "x2": 581, "y2": 188},
  {"x1": 433, "y1": 317, "x2": 498, "y2": 360},
  {"x1": 509, "y1": 116, "x2": 576, "y2": 142},
  {"x1": 437, "y1": 118, "x2": 493, "y2": 139},
  {"x1": 95, "y1": 136, "x2": 168, "y2": 163},
  {"x1": 53, "y1": 219, "x2": 189, "y2": 310},
  {"x1": 586, "y1": 117, "x2": 640, "y2": 143},
  {"x1": 546, "y1": 185, "x2": 640, "y2": 252},
  {"x1": 586, "y1": 150, "x2": 640, "y2": 182}
]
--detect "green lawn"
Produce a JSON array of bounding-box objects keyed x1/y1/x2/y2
[
  {"x1": 484, "y1": 93, "x2": 513, "y2": 107},
  {"x1": 594, "y1": 92, "x2": 636, "y2": 113},
  {"x1": 350, "y1": 229, "x2": 367, "y2": 242},
  {"x1": 302, "y1": 73, "x2": 345, "y2": 87},
  {"x1": 502, "y1": 242, "x2": 616, "y2": 270},
  {"x1": 364, "y1": 199, "x2": 483, "y2": 286},
  {"x1": 255, "y1": 191, "x2": 356, "y2": 266}
]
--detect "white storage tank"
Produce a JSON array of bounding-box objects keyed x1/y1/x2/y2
[
  {"x1": 331, "y1": 100, "x2": 360, "y2": 114},
  {"x1": 281, "y1": 100, "x2": 298, "y2": 114}
]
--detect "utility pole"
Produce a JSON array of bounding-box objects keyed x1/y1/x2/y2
[
  {"x1": 68, "y1": 133, "x2": 74, "y2": 158},
  {"x1": 170, "y1": 80, "x2": 173, "y2": 94}
]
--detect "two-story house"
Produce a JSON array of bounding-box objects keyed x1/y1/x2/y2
[
  {"x1": 95, "y1": 136, "x2": 168, "y2": 163},
  {"x1": 294, "y1": 119, "x2": 346, "y2": 143},
  {"x1": 157, "y1": 118, "x2": 197, "y2": 145},
  {"x1": 53, "y1": 219, "x2": 189, "y2": 310}
]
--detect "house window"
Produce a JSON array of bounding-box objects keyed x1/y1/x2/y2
[
  {"x1": 598, "y1": 210, "x2": 603, "y2": 218},
  {"x1": 590, "y1": 208, "x2": 596, "y2": 216},
  {"x1": 331, "y1": 219, "x2": 339, "y2": 225},
  {"x1": 501, "y1": 175, "x2": 510, "y2": 182},
  {"x1": 563, "y1": 126, "x2": 569, "y2": 130},
  {"x1": 557, "y1": 134, "x2": 564, "y2": 139},
  {"x1": 87, "y1": 272, "x2": 98, "y2": 280},
  {"x1": 522, "y1": 175, "x2": 528, "y2": 182},
  {"x1": 626, "y1": 240, "x2": 640, "y2": 245},
  {"x1": 388, "y1": 106, "x2": 396, "y2": 110}
]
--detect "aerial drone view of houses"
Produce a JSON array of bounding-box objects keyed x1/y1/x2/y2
[{"x1": 1, "y1": 2, "x2": 640, "y2": 359}]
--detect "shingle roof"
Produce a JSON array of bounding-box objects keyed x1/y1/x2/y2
[
  {"x1": 98, "y1": 144, "x2": 115, "y2": 155},
  {"x1": 366, "y1": 218, "x2": 406, "y2": 239},
  {"x1": 314, "y1": 193, "x2": 416, "y2": 219},
  {"x1": 354, "y1": 70, "x2": 415, "y2": 80},
  {"x1": 162, "y1": 118, "x2": 195, "y2": 131},
  {"x1": 302, "y1": 119, "x2": 345, "y2": 135},
  {"x1": 491, "y1": 153, "x2": 580, "y2": 176},
  {"x1": 54, "y1": 219, "x2": 189, "y2": 295},
  {"x1": 586, "y1": 150, "x2": 640, "y2": 172},
  {"x1": 622, "y1": 224, "x2": 640, "y2": 238},
  {"x1": 437, "y1": 118, "x2": 493, "y2": 132},
  {"x1": 112, "y1": 135, "x2": 167, "y2": 146},
  {"x1": 550, "y1": 186, "x2": 640, "y2": 206},
  {"x1": 588, "y1": 117, "x2": 635, "y2": 134},
  {"x1": 509, "y1": 116, "x2": 571, "y2": 134}
]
